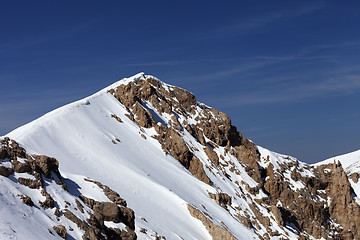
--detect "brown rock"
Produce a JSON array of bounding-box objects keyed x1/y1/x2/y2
[
  {"x1": 204, "y1": 147, "x2": 219, "y2": 166},
  {"x1": 187, "y1": 204, "x2": 236, "y2": 240},
  {"x1": 81, "y1": 195, "x2": 135, "y2": 231},
  {"x1": 0, "y1": 166, "x2": 13, "y2": 177},
  {"x1": 84, "y1": 178, "x2": 127, "y2": 207},
  {"x1": 172, "y1": 87, "x2": 197, "y2": 112},
  {"x1": 0, "y1": 148, "x2": 9, "y2": 159},
  {"x1": 119, "y1": 206, "x2": 135, "y2": 230},
  {"x1": 350, "y1": 172, "x2": 360, "y2": 183},
  {"x1": 18, "y1": 177, "x2": 41, "y2": 189},
  {"x1": 270, "y1": 205, "x2": 284, "y2": 226},
  {"x1": 40, "y1": 189, "x2": 55, "y2": 208},
  {"x1": 30, "y1": 155, "x2": 60, "y2": 179},
  {"x1": 53, "y1": 225, "x2": 67, "y2": 239},
  {"x1": 119, "y1": 226, "x2": 137, "y2": 240},
  {"x1": 12, "y1": 160, "x2": 31, "y2": 173},
  {"x1": 93, "y1": 202, "x2": 121, "y2": 223},
  {"x1": 209, "y1": 192, "x2": 232, "y2": 208},
  {"x1": 55, "y1": 208, "x2": 61, "y2": 217},
  {"x1": 111, "y1": 114, "x2": 123, "y2": 123},
  {"x1": 19, "y1": 194, "x2": 34, "y2": 206},
  {"x1": 132, "y1": 102, "x2": 154, "y2": 128},
  {"x1": 188, "y1": 157, "x2": 211, "y2": 185}
]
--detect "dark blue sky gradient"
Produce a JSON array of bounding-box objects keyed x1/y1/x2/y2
[{"x1": 1, "y1": 1, "x2": 360, "y2": 163}]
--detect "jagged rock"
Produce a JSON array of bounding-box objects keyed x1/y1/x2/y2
[
  {"x1": 53, "y1": 225, "x2": 66, "y2": 239},
  {"x1": 84, "y1": 178, "x2": 127, "y2": 206},
  {"x1": 55, "y1": 208, "x2": 61, "y2": 217},
  {"x1": 270, "y1": 205, "x2": 283, "y2": 226},
  {"x1": 111, "y1": 114, "x2": 123, "y2": 123},
  {"x1": 93, "y1": 202, "x2": 121, "y2": 222},
  {"x1": 157, "y1": 127, "x2": 211, "y2": 184},
  {"x1": 1, "y1": 138, "x2": 26, "y2": 160},
  {"x1": 18, "y1": 177, "x2": 41, "y2": 189},
  {"x1": 235, "y1": 214, "x2": 253, "y2": 229},
  {"x1": 76, "y1": 199, "x2": 85, "y2": 213},
  {"x1": 30, "y1": 155, "x2": 60, "y2": 179},
  {"x1": 0, "y1": 166, "x2": 13, "y2": 177},
  {"x1": 132, "y1": 102, "x2": 154, "y2": 128},
  {"x1": 209, "y1": 192, "x2": 232, "y2": 208},
  {"x1": 12, "y1": 160, "x2": 31, "y2": 173},
  {"x1": 81, "y1": 194, "x2": 136, "y2": 231},
  {"x1": 187, "y1": 204, "x2": 236, "y2": 240},
  {"x1": 109, "y1": 226, "x2": 137, "y2": 240},
  {"x1": 9, "y1": 140, "x2": 27, "y2": 159},
  {"x1": 194, "y1": 127, "x2": 206, "y2": 146},
  {"x1": 0, "y1": 148, "x2": 9, "y2": 159},
  {"x1": 1, "y1": 138, "x2": 136, "y2": 240},
  {"x1": 171, "y1": 86, "x2": 196, "y2": 113},
  {"x1": 19, "y1": 194, "x2": 34, "y2": 206},
  {"x1": 188, "y1": 157, "x2": 211, "y2": 184},
  {"x1": 204, "y1": 147, "x2": 219, "y2": 166},
  {"x1": 350, "y1": 172, "x2": 360, "y2": 183},
  {"x1": 322, "y1": 162, "x2": 360, "y2": 239},
  {"x1": 40, "y1": 189, "x2": 55, "y2": 208},
  {"x1": 234, "y1": 139, "x2": 262, "y2": 183},
  {"x1": 119, "y1": 206, "x2": 135, "y2": 230}
]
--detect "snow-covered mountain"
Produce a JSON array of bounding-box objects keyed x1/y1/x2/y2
[{"x1": 1, "y1": 73, "x2": 360, "y2": 240}]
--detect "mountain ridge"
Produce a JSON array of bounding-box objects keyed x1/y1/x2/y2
[{"x1": 1, "y1": 73, "x2": 360, "y2": 239}]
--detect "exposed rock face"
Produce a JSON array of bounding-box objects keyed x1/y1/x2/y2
[
  {"x1": 53, "y1": 225, "x2": 67, "y2": 239},
  {"x1": 4, "y1": 74, "x2": 360, "y2": 240},
  {"x1": 0, "y1": 138, "x2": 137, "y2": 240},
  {"x1": 81, "y1": 195, "x2": 135, "y2": 230},
  {"x1": 18, "y1": 177, "x2": 41, "y2": 189},
  {"x1": 209, "y1": 192, "x2": 232, "y2": 208},
  {"x1": 0, "y1": 165, "x2": 13, "y2": 177},
  {"x1": 19, "y1": 194, "x2": 34, "y2": 206},
  {"x1": 187, "y1": 204, "x2": 236, "y2": 240},
  {"x1": 204, "y1": 147, "x2": 219, "y2": 166},
  {"x1": 315, "y1": 162, "x2": 360, "y2": 239},
  {"x1": 109, "y1": 75, "x2": 360, "y2": 239},
  {"x1": 84, "y1": 178, "x2": 127, "y2": 206},
  {"x1": 110, "y1": 76, "x2": 260, "y2": 186}
]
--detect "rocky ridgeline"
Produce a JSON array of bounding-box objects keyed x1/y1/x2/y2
[
  {"x1": 110, "y1": 77, "x2": 260, "y2": 186},
  {"x1": 110, "y1": 75, "x2": 360, "y2": 240},
  {"x1": 0, "y1": 137, "x2": 136, "y2": 240}
]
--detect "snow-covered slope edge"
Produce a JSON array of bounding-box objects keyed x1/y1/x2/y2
[
  {"x1": 0, "y1": 137, "x2": 136, "y2": 239},
  {"x1": 3, "y1": 73, "x2": 360, "y2": 240},
  {"x1": 7, "y1": 73, "x2": 256, "y2": 239},
  {"x1": 315, "y1": 150, "x2": 360, "y2": 206}
]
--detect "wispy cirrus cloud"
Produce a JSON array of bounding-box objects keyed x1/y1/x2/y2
[
  {"x1": 187, "y1": 3, "x2": 325, "y2": 41},
  {"x1": 222, "y1": 4, "x2": 324, "y2": 32},
  {"x1": 205, "y1": 71, "x2": 360, "y2": 106}
]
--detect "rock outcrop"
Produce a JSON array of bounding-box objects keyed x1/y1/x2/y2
[
  {"x1": 3, "y1": 74, "x2": 360, "y2": 240},
  {"x1": 109, "y1": 75, "x2": 360, "y2": 239},
  {"x1": 187, "y1": 204, "x2": 236, "y2": 240},
  {"x1": 110, "y1": 76, "x2": 260, "y2": 186},
  {"x1": 0, "y1": 137, "x2": 137, "y2": 240}
]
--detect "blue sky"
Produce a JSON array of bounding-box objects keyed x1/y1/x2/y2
[{"x1": 1, "y1": 1, "x2": 359, "y2": 163}]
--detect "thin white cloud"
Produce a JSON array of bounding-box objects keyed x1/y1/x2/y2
[
  {"x1": 189, "y1": 3, "x2": 325, "y2": 40},
  {"x1": 206, "y1": 73, "x2": 360, "y2": 106}
]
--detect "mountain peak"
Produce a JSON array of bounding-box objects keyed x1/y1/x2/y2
[{"x1": 2, "y1": 73, "x2": 360, "y2": 239}]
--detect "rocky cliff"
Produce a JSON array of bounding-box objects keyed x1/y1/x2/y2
[{"x1": 2, "y1": 73, "x2": 360, "y2": 239}]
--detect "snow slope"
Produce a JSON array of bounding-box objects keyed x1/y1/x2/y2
[
  {"x1": 4, "y1": 72, "x2": 355, "y2": 239},
  {"x1": 6, "y1": 73, "x2": 258, "y2": 239},
  {"x1": 315, "y1": 150, "x2": 360, "y2": 175},
  {"x1": 315, "y1": 150, "x2": 360, "y2": 205}
]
